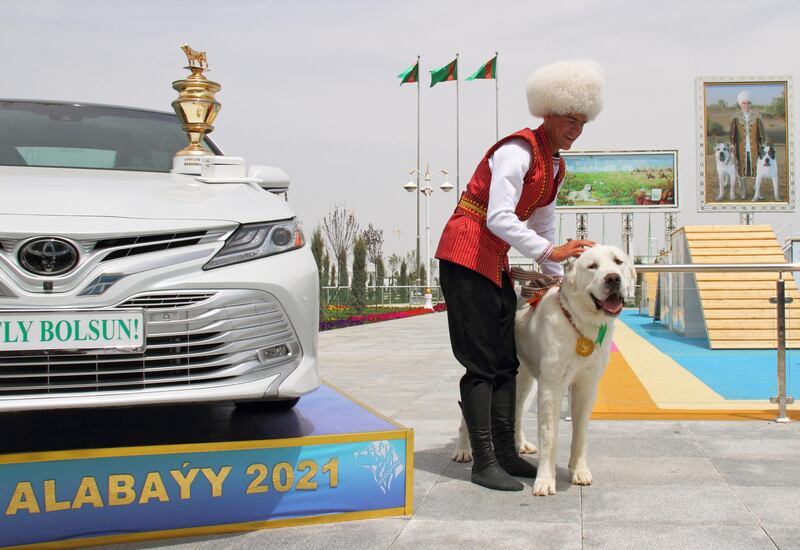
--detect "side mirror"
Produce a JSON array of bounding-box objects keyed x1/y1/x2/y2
[{"x1": 248, "y1": 165, "x2": 290, "y2": 193}]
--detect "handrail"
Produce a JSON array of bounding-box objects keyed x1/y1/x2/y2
[
  {"x1": 635, "y1": 263, "x2": 800, "y2": 273},
  {"x1": 636, "y1": 261, "x2": 797, "y2": 423}
]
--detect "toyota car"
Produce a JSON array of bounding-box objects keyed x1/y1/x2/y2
[{"x1": 0, "y1": 100, "x2": 320, "y2": 411}]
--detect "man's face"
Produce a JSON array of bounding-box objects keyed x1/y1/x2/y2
[
  {"x1": 543, "y1": 113, "x2": 588, "y2": 150},
  {"x1": 740, "y1": 100, "x2": 751, "y2": 113}
]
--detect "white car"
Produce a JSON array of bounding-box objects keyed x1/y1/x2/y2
[{"x1": 0, "y1": 100, "x2": 320, "y2": 411}]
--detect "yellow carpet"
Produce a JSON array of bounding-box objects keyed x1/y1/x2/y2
[{"x1": 591, "y1": 352, "x2": 800, "y2": 421}]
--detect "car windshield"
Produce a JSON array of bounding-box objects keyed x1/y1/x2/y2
[{"x1": 0, "y1": 101, "x2": 220, "y2": 173}]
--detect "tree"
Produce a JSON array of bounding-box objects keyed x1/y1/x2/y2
[
  {"x1": 362, "y1": 224, "x2": 384, "y2": 267},
  {"x1": 351, "y1": 237, "x2": 367, "y2": 313},
  {"x1": 321, "y1": 251, "x2": 330, "y2": 287},
  {"x1": 330, "y1": 264, "x2": 336, "y2": 288},
  {"x1": 419, "y1": 263, "x2": 427, "y2": 288},
  {"x1": 310, "y1": 226, "x2": 325, "y2": 290},
  {"x1": 362, "y1": 224, "x2": 385, "y2": 304},
  {"x1": 707, "y1": 119, "x2": 725, "y2": 136},
  {"x1": 768, "y1": 95, "x2": 786, "y2": 118},
  {"x1": 375, "y1": 257, "x2": 386, "y2": 287},
  {"x1": 322, "y1": 205, "x2": 360, "y2": 289},
  {"x1": 399, "y1": 260, "x2": 409, "y2": 302},
  {"x1": 404, "y1": 249, "x2": 418, "y2": 284},
  {"x1": 388, "y1": 253, "x2": 402, "y2": 284}
]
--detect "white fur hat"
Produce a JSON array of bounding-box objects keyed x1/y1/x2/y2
[
  {"x1": 526, "y1": 59, "x2": 605, "y2": 121},
  {"x1": 737, "y1": 90, "x2": 751, "y2": 105}
]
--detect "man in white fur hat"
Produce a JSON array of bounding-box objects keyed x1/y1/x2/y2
[
  {"x1": 730, "y1": 89, "x2": 766, "y2": 184},
  {"x1": 435, "y1": 59, "x2": 603, "y2": 491}
]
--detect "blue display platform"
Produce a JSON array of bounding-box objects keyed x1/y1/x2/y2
[{"x1": 0, "y1": 384, "x2": 413, "y2": 549}]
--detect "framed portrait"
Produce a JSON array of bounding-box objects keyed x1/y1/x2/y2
[
  {"x1": 697, "y1": 76, "x2": 794, "y2": 212},
  {"x1": 556, "y1": 150, "x2": 678, "y2": 211}
]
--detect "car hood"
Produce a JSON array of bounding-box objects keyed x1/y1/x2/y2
[{"x1": 0, "y1": 167, "x2": 295, "y2": 223}]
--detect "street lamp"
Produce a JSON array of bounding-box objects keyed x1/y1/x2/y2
[{"x1": 404, "y1": 164, "x2": 452, "y2": 309}]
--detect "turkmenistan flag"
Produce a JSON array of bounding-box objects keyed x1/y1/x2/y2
[
  {"x1": 398, "y1": 62, "x2": 419, "y2": 85},
  {"x1": 466, "y1": 55, "x2": 497, "y2": 81},
  {"x1": 430, "y1": 58, "x2": 457, "y2": 87}
]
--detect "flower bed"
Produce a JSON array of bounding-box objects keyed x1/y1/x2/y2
[{"x1": 320, "y1": 303, "x2": 447, "y2": 331}]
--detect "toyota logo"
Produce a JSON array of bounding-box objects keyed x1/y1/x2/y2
[{"x1": 19, "y1": 238, "x2": 79, "y2": 276}]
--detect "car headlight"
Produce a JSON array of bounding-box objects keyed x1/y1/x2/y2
[{"x1": 203, "y1": 219, "x2": 305, "y2": 270}]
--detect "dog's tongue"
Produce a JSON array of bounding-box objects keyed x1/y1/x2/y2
[{"x1": 601, "y1": 294, "x2": 623, "y2": 314}]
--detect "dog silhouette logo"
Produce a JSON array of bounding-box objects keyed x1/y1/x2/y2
[{"x1": 354, "y1": 441, "x2": 404, "y2": 494}]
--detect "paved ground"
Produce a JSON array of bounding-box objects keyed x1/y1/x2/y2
[{"x1": 103, "y1": 312, "x2": 800, "y2": 550}]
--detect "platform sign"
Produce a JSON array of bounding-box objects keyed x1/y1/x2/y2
[
  {"x1": 0, "y1": 385, "x2": 413, "y2": 548},
  {"x1": 0, "y1": 437, "x2": 409, "y2": 548}
]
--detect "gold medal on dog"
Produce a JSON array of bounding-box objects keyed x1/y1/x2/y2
[{"x1": 575, "y1": 336, "x2": 595, "y2": 357}]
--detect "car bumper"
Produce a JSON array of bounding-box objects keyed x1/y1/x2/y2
[{"x1": 0, "y1": 247, "x2": 320, "y2": 411}]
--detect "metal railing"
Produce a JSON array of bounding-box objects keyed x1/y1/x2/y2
[
  {"x1": 637, "y1": 262, "x2": 800, "y2": 423},
  {"x1": 321, "y1": 285, "x2": 443, "y2": 308}
]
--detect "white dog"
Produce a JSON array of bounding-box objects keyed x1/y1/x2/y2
[
  {"x1": 453, "y1": 245, "x2": 636, "y2": 496},
  {"x1": 567, "y1": 184, "x2": 598, "y2": 202},
  {"x1": 714, "y1": 143, "x2": 741, "y2": 200},
  {"x1": 753, "y1": 143, "x2": 780, "y2": 201}
]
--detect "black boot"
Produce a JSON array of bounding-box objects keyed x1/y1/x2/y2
[
  {"x1": 460, "y1": 382, "x2": 523, "y2": 491},
  {"x1": 491, "y1": 377, "x2": 538, "y2": 478}
]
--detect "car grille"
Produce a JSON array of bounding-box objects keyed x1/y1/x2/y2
[
  {"x1": 118, "y1": 292, "x2": 216, "y2": 309},
  {"x1": 0, "y1": 290, "x2": 299, "y2": 396},
  {"x1": 95, "y1": 230, "x2": 208, "y2": 262}
]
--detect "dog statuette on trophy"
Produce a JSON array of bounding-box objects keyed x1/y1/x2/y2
[{"x1": 180, "y1": 44, "x2": 208, "y2": 69}]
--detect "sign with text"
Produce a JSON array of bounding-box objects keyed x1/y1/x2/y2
[
  {"x1": 0, "y1": 310, "x2": 145, "y2": 352},
  {"x1": 0, "y1": 437, "x2": 409, "y2": 548}
]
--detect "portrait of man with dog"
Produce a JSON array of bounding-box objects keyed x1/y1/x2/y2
[
  {"x1": 700, "y1": 79, "x2": 792, "y2": 209},
  {"x1": 436, "y1": 59, "x2": 629, "y2": 493}
]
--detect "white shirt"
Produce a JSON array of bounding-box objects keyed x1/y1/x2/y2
[
  {"x1": 744, "y1": 111, "x2": 752, "y2": 154},
  {"x1": 486, "y1": 138, "x2": 564, "y2": 278}
]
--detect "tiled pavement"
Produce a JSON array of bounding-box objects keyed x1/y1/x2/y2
[{"x1": 101, "y1": 312, "x2": 800, "y2": 550}]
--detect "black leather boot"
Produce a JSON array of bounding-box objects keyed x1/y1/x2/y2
[
  {"x1": 460, "y1": 382, "x2": 523, "y2": 491},
  {"x1": 491, "y1": 377, "x2": 538, "y2": 478}
]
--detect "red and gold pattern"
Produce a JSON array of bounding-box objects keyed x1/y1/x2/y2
[{"x1": 435, "y1": 126, "x2": 565, "y2": 287}]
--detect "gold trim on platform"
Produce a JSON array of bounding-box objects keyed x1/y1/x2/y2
[
  {"x1": 3, "y1": 507, "x2": 409, "y2": 550},
  {"x1": 404, "y1": 429, "x2": 415, "y2": 515},
  {"x1": 0, "y1": 430, "x2": 407, "y2": 465}
]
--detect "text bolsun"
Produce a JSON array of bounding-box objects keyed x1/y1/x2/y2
[{"x1": 0, "y1": 318, "x2": 140, "y2": 344}]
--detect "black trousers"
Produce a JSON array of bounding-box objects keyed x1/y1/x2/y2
[{"x1": 439, "y1": 260, "x2": 519, "y2": 397}]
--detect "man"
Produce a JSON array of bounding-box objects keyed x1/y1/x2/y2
[
  {"x1": 435, "y1": 59, "x2": 603, "y2": 491},
  {"x1": 730, "y1": 90, "x2": 766, "y2": 188}
]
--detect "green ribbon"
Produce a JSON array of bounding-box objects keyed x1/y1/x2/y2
[{"x1": 595, "y1": 324, "x2": 608, "y2": 345}]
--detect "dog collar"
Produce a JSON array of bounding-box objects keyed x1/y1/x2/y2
[{"x1": 557, "y1": 291, "x2": 608, "y2": 357}]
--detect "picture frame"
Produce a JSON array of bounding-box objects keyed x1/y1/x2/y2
[
  {"x1": 697, "y1": 75, "x2": 794, "y2": 212},
  {"x1": 556, "y1": 150, "x2": 679, "y2": 211}
]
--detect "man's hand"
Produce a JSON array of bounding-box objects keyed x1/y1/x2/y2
[{"x1": 549, "y1": 239, "x2": 595, "y2": 262}]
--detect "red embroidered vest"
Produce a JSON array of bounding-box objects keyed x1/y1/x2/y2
[{"x1": 435, "y1": 126, "x2": 565, "y2": 287}]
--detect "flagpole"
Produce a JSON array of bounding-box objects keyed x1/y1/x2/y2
[
  {"x1": 495, "y1": 51, "x2": 499, "y2": 142},
  {"x1": 416, "y1": 54, "x2": 421, "y2": 284},
  {"x1": 456, "y1": 52, "x2": 460, "y2": 198}
]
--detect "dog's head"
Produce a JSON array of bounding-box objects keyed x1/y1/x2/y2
[
  {"x1": 563, "y1": 245, "x2": 636, "y2": 319},
  {"x1": 758, "y1": 143, "x2": 776, "y2": 166},
  {"x1": 715, "y1": 143, "x2": 731, "y2": 163},
  {"x1": 582, "y1": 184, "x2": 592, "y2": 192},
  {"x1": 354, "y1": 441, "x2": 391, "y2": 467}
]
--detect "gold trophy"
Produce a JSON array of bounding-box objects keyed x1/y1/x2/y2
[{"x1": 172, "y1": 44, "x2": 220, "y2": 158}]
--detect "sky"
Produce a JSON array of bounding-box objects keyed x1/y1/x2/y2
[
  {"x1": 706, "y1": 83, "x2": 786, "y2": 107},
  {"x1": 3, "y1": 0, "x2": 799, "y2": 266}
]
